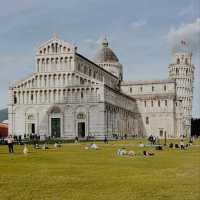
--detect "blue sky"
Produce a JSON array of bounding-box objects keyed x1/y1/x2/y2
[{"x1": 0, "y1": 0, "x2": 199, "y2": 117}]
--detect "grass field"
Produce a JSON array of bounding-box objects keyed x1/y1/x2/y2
[{"x1": 0, "y1": 139, "x2": 199, "y2": 200}]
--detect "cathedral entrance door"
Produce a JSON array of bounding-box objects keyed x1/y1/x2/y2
[
  {"x1": 28, "y1": 123, "x2": 35, "y2": 134},
  {"x1": 51, "y1": 118, "x2": 61, "y2": 138},
  {"x1": 78, "y1": 122, "x2": 85, "y2": 138},
  {"x1": 31, "y1": 124, "x2": 35, "y2": 134}
]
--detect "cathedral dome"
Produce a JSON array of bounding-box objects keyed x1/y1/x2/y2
[{"x1": 94, "y1": 38, "x2": 119, "y2": 63}]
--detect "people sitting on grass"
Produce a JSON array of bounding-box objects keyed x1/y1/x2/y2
[
  {"x1": 54, "y1": 142, "x2": 61, "y2": 149},
  {"x1": 175, "y1": 144, "x2": 179, "y2": 148},
  {"x1": 143, "y1": 150, "x2": 154, "y2": 156},
  {"x1": 23, "y1": 144, "x2": 28, "y2": 155},
  {"x1": 117, "y1": 148, "x2": 127, "y2": 156},
  {"x1": 90, "y1": 143, "x2": 99, "y2": 150},
  {"x1": 85, "y1": 143, "x2": 99, "y2": 150},
  {"x1": 54, "y1": 142, "x2": 58, "y2": 149},
  {"x1": 35, "y1": 143, "x2": 40, "y2": 149},
  {"x1": 169, "y1": 143, "x2": 174, "y2": 148},
  {"x1": 180, "y1": 140, "x2": 185, "y2": 150},
  {"x1": 155, "y1": 145, "x2": 163, "y2": 150},
  {"x1": 117, "y1": 148, "x2": 136, "y2": 157},
  {"x1": 139, "y1": 142, "x2": 145, "y2": 147},
  {"x1": 74, "y1": 136, "x2": 79, "y2": 144},
  {"x1": 127, "y1": 150, "x2": 135, "y2": 157},
  {"x1": 42, "y1": 143, "x2": 49, "y2": 150}
]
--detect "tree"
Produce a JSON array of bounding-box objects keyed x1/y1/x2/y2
[{"x1": 191, "y1": 118, "x2": 200, "y2": 136}]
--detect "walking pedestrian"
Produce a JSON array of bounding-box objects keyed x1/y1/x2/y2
[
  {"x1": 6, "y1": 135, "x2": 14, "y2": 153},
  {"x1": 104, "y1": 135, "x2": 108, "y2": 144}
]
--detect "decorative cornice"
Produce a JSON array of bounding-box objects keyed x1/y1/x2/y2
[{"x1": 121, "y1": 79, "x2": 175, "y2": 86}]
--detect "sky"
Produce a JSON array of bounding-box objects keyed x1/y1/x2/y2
[{"x1": 0, "y1": 0, "x2": 199, "y2": 117}]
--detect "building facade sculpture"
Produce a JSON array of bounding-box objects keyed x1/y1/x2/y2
[{"x1": 8, "y1": 36, "x2": 195, "y2": 139}]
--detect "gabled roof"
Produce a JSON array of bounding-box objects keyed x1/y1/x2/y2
[{"x1": 36, "y1": 35, "x2": 76, "y2": 55}]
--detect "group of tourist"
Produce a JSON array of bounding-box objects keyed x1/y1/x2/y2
[
  {"x1": 169, "y1": 140, "x2": 192, "y2": 150},
  {"x1": 117, "y1": 148, "x2": 154, "y2": 157},
  {"x1": 3, "y1": 134, "x2": 62, "y2": 155},
  {"x1": 148, "y1": 135, "x2": 159, "y2": 145},
  {"x1": 85, "y1": 143, "x2": 99, "y2": 150},
  {"x1": 2, "y1": 133, "x2": 195, "y2": 156}
]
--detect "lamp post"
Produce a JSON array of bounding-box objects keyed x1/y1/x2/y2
[{"x1": 164, "y1": 131, "x2": 167, "y2": 146}]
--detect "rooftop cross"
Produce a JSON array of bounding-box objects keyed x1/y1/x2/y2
[{"x1": 53, "y1": 32, "x2": 59, "y2": 39}]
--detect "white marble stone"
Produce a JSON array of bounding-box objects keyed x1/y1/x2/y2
[{"x1": 8, "y1": 36, "x2": 195, "y2": 139}]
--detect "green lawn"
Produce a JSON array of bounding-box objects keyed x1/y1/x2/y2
[{"x1": 0, "y1": 139, "x2": 199, "y2": 200}]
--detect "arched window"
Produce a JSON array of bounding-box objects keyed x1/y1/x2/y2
[
  {"x1": 80, "y1": 78, "x2": 84, "y2": 85},
  {"x1": 83, "y1": 66, "x2": 87, "y2": 74},
  {"x1": 55, "y1": 43, "x2": 58, "y2": 53},
  {"x1": 77, "y1": 113, "x2": 85, "y2": 119},
  {"x1": 46, "y1": 58, "x2": 49, "y2": 64},
  {"x1": 177, "y1": 58, "x2": 180, "y2": 64},
  {"x1": 186, "y1": 69, "x2": 188, "y2": 76},
  {"x1": 55, "y1": 58, "x2": 58, "y2": 64},
  {"x1": 130, "y1": 87, "x2": 132, "y2": 93},
  {"x1": 164, "y1": 85, "x2": 166, "y2": 91},
  {"x1": 158, "y1": 100, "x2": 160, "y2": 107},
  {"x1": 89, "y1": 69, "x2": 92, "y2": 76},
  {"x1": 14, "y1": 95, "x2": 17, "y2": 104},
  {"x1": 152, "y1": 86, "x2": 154, "y2": 92},
  {"x1": 49, "y1": 106, "x2": 61, "y2": 114},
  {"x1": 31, "y1": 93, "x2": 34, "y2": 101},
  {"x1": 51, "y1": 43, "x2": 54, "y2": 52},
  {"x1": 146, "y1": 117, "x2": 149, "y2": 125},
  {"x1": 185, "y1": 58, "x2": 188, "y2": 65},
  {"x1": 94, "y1": 71, "x2": 97, "y2": 79}
]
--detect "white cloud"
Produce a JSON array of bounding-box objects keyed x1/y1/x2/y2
[
  {"x1": 129, "y1": 20, "x2": 146, "y2": 31},
  {"x1": 166, "y1": 18, "x2": 200, "y2": 54}
]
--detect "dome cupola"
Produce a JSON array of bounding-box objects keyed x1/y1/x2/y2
[
  {"x1": 93, "y1": 38, "x2": 123, "y2": 80},
  {"x1": 94, "y1": 38, "x2": 119, "y2": 63}
]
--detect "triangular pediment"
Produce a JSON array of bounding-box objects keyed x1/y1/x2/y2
[{"x1": 36, "y1": 36, "x2": 76, "y2": 56}]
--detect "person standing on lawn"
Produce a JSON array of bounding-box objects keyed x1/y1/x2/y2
[
  {"x1": 6, "y1": 135, "x2": 14, "y2": 153},
  {"x1": 104, "y1": 135, "x2": 108, "y2": 144}
]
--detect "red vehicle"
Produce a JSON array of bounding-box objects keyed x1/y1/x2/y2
[{"x1": 0, "y1": 123, "x2": 8, "y2": 138}]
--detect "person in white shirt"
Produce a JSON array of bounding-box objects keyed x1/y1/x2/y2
[{"x1": 6, "y1": 135, "x2": 14, "y2": 153}]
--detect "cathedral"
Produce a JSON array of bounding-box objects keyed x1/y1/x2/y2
[{"x1": 8, "y1": 35, "x2": 195, "y2": 139}]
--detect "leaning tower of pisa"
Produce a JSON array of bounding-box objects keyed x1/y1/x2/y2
[{"x1": 168, "y1": 47, "x2": 195, "y2": 137}]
